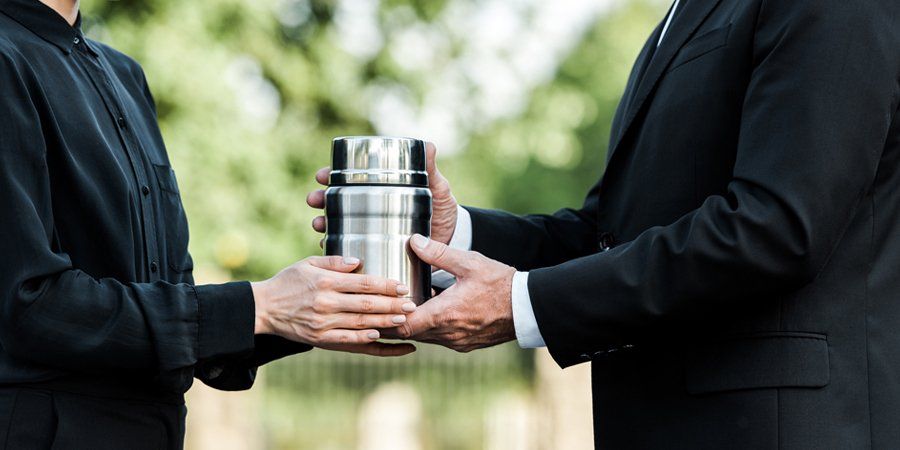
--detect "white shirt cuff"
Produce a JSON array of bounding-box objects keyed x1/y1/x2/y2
[
  {"x1": 431, "y1": 205, "x2": 472, "y2": 289},
  {"x1": 448, "y1": 205, "x2": 472, "y2": 250},
  {"x1": 511, "y1": 272, "x2": 546, "y2": 348}
]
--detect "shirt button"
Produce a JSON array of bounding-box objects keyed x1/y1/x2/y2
[
  {"x1": 141, "y1": 185, "x2": 151, "y2": 196},
  {"x1": 150, "y1": 261, "x2": 159, "y2": 273},
  {"x1": 117, "y1": 116, "x2": 127, "y2": 128},
  {"x1": 73, "y1": 36, "x2": 80, "y2": 45}
]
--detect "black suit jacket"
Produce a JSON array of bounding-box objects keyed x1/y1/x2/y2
[{"x1": 467, "y1": 0, "x2": 900, "y2": 448}]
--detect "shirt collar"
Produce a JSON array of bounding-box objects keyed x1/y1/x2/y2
[{"x1": 0, "y1": 0, "x2": 84, "y2": 54}]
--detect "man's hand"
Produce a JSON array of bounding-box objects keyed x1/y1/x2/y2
[
  {"x1": 306, "y1": 142, "x2": 460, "y2": 245},
  {"x1": 252, "y1": 256, "x2": 417, "y2": 357},
  {"x1": 389, "y1": 234, "x2": 517, "y2": 352}
]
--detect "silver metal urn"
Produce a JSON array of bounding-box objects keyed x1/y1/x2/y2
[{"x1": 324, "y1": 136, "x2": 433, "y2": 304}]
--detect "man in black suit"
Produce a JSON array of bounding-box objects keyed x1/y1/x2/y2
[{"x1": 335, "y1": 0, "x2": 900, "y2": 447}]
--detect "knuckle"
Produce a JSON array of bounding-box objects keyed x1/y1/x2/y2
[
  {"x1": 434, "y1": 178, "x2": 451, "y2": 194},
  {"x1": 289, "y1": 264, "x2": 306, "y2": 277},
  {"x1": 397, "y1": 323, "x2": 413, "y2": 339},
  {"x1": 361, "y1": 276, "x2": 374, "y2": 291},
  {"x1": 355, "y1": 314, "x2": 367, "y2": 329},
  {"x1": 360, "y1": 297, "x2": 376, "y2": 313},
  {"x1": 315, "y1": 277, "x2": 334, "y2": 290},
  {"x1": 316, "y1": 297, "x2": 336, "y2": 314}
]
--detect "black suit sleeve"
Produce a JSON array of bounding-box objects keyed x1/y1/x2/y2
[
  {"x1": 466, "y1": 180, "x2": 601, "y2": 270},
  {"x1": 0, "y1": 53, "x2": 257, "y2": 380},
  {"x1": 522, "y1": 1, "x2": 899, "y2": 367},
  {"x1": 196, "y1": 335, "x2": 312, "y2": 391}
]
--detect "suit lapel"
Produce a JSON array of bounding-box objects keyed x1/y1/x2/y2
[
  {"x1": 606, "y1": 0, "x2": 724, "y2": 164},
  {"x1": 608, "y1": 22, "x2": 665, "y2": 161}
]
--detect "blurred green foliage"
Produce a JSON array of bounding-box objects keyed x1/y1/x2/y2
[
  {"x1": 79, "y1": 0, "x2": 666, "y2": 448},
  {"x1": 81, "y1": 0, "x2": 664, "y2": 281}
]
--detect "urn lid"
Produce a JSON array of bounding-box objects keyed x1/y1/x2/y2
[{"x1": 329, "y1": 136, "x2": 428, "y2": 187}]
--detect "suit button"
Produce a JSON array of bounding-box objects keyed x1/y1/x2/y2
[
  {"x1": 599, "y1": 232, "x2": 616, "y2": 251},
  {"x1": 580, "y1": 353, "x2": 592, "y2": 361},
  {"x1": 150, "y1": 261, "x2": 159, "y2": 273}
]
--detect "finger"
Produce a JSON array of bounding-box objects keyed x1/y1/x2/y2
[
  {"x1": 321, "y1": 342, "x2": 417, "y2": 357},
  {"x1": 333, "y1": 294, "x2": 417, "y2": 314},
  {"x1": 315, "y1": 166, "x2": 330, "y2": 186},
  {"x1": 332, "y1": 312, "x2": 411, "y2": 329},
  {"x1": 386, "y1": 300, "x2": 442, "y2": 339},
  {"x1": 425, "y1": 142, "x2": 438, "y2": 176},
  {"x1": 318, "y1": 328, "x2": 382, "y2": 344},
  {"x1": 312, "y1": 216, "x2": 326, "y2": 232},
  {"x1": 305, "y1": 255, "x2": 360, "y2": 273},
  {"x1": 409, "y1": 234, "x2": 475, "y2": 276},
  {"x1": 307, "y1": 190, "x2": 325, "y2": 209},
  {"x1": 333, "y1": 272, "x2": 407, "y2": 296}
]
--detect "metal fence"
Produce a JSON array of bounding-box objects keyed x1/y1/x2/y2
[{"x1": 260, "y1": 343, "x2": 534, "y2": 450}]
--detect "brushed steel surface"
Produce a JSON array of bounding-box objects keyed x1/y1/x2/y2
[
  {"x1": 325, "y1": 136, "x2": 432, "y2": 304},
  {"x1": 325, "y1": 186, "x2": 432, "y2": 303}
]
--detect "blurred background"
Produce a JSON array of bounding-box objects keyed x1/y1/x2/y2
[{"x1": 79, "y1": 0, "x2": 668, "y2": 448}]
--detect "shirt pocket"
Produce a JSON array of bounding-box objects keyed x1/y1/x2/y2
[
  {"x1": 152, "y1": 164, "x2": 193, "y2": 273},
  {"x1": 685, "y1": 331, "x2": 830, "y2": 395},
  {"x1": 667, "y1": 24, "x2": 732, "y2": 74}
]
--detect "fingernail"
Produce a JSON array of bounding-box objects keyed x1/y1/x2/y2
[
  {"x1": 367, "y1": 331, "x2": 380, "y2": 340},
  {"x1": 343, "y1": 256, "x2": 360, "y2": 265},
  {"x1": 392, "y1": 315, "x2": 407, "y2": 324},
  {"x1": 402, "y1": 302, "x2": 417, "y2": 312},
  {"x1": 397, "y1": 285, "x2": 410, "y2": 295},
  {"x1": 411, "y1": 234, "x2": 429, "y2": 249}
]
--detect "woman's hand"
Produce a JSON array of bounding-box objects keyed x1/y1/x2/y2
[
  {"x1": 251, "y1": 256, "x2": 417, "y2": 356},
  {"x1": 306, "y1": 142, "x2": 460, "y2": 245}
]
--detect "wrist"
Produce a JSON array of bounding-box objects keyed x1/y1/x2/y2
[{"x1": 251, "y1": 281, "x2": 273, "y2": 335}]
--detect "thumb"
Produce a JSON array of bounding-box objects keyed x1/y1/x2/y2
[
  {"x1": 409, "y1": 234, "x2": 472, "y2": 276},
  {"x1": 305, "y1": 255, "x2": 361, "y2": 273},
  {"x1": 425, "y1": 142, "x2": 451, "y2": 194},
  {"x1": 425, "y1": 142, "x2": 438, "y2": 176}
]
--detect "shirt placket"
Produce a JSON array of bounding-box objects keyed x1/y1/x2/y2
[{"x1": 73, "y1": 39, "x2": 161, "y2": 282}]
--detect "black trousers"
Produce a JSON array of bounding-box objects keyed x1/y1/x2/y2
[{"x1": 0, "y1": 388, "x2": 185, "y2": 450}]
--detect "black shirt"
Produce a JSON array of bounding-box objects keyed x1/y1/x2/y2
[{"x1": 0, "y1": 0, "x2": 306, "y2": 401}]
